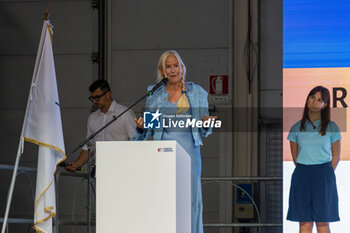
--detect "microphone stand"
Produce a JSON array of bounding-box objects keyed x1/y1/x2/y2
[{"x1": 71, "y1": 78, "x2": 168, "y2": 154}]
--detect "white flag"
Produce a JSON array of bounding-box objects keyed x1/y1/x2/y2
[{"x1": 22, "y1": 20, "x2": 66, "y2": 233}]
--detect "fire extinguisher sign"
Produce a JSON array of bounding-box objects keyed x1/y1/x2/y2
[{"x1": 209, "y1": 75, "x2": 229, "y2": 102}]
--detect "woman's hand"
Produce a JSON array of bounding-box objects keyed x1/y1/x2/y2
[
  {"x1": 134, "y1": 117, "x2": 144, "y2": 129},
  {"x1": 201, "y1": 115, "x2": 218, "y2": 122},
  {"x1": 331, "y1": 140, "x2": 341, "y2": 170},
  {"x1": 290, "y1": 141, "x2": 298, "y2": 165}
]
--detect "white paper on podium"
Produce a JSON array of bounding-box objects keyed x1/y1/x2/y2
[{"x1": 96, "y1": 140, "x2": 191, "y2": 233}]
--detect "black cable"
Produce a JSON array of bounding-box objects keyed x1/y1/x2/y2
[
  {"x1": 26, "y1": 223, "x2": 33, "y2": 233},
  {"x1": 202, "y1": 180, "x2": 261, "y2": 233},
  {"x1": 16, "y1": 171, "x2": 35, "y2": 203}
]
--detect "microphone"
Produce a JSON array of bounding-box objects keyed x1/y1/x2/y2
[
  {"x1": 58, "y1": 161, "x2": 84, "y2": 171},
  {"x1": 148, "y1": 78, "x2": 168, "y2": 96}
]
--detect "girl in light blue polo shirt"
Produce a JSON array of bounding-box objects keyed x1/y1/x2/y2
[{"x1": 287, "y1": 86, "x2": 341, "y2": 233}]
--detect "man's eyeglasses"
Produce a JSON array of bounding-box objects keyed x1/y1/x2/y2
[{"x1": 89, "y1": 89, "x2": 109, "y2": 102}]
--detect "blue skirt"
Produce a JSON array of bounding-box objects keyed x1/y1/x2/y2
[{"x1": 287, "y1": 162, "x2": 339, "y2": 222}]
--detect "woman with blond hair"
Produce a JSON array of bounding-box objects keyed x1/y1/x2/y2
[{"x1": 134, "y1": 50, "x2": 216, "y2": 233}]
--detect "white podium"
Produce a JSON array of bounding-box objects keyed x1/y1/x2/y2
[{"x1": 96, "y1": 140, "x2": 191, "y2": 233}]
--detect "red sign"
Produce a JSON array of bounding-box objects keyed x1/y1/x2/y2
[{"x1": 209, "y1": 75, "x2": 229, "y2": 95}]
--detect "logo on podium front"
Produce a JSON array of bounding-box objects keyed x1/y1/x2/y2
[
  {"x1": 143, "y1": 109, "x2": 162, "y2": 129},
  {"x1": 157, "y1": 147, "x2": 174, "y2": 152}
]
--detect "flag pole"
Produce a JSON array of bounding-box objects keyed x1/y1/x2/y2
[
  {"x1": 44, "y1": 7, "x2": 50, "y2": 20},
  {"x1": 1, "y1": 9, "x2": 50, "y2": 233}
]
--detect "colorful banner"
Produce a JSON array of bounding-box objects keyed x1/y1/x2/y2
[{"x1": 283, "y1": 68, "x2": 349, "y2": 161}]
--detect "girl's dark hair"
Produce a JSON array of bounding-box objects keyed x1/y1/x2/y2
[{"x1": 300, "y1": 86, "x2": 330, "y2": 135}]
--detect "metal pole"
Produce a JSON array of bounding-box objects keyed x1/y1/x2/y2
[
  {"x1": 54, "y1": 172, "x2": 61, "y2": 233},
  {"x1": 87, "y1": 149, "x2": 92, "y2": 233},
  {"x1": 201, "y1": 176, "x2": 282, "y2": 181},
  {"x1": 0, "y1": 164, "x2": 37, "y2": 173},
  {"x1": 1, "y1": 145, "x2": 23, "y2": 233},
  {"x1": 204, "y1": 223, "x2": 282, "y2": 227}
]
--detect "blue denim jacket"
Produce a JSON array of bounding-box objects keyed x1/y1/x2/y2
[{"x1": 133, "y1": 82, "x2": 212, "y2": 146}]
